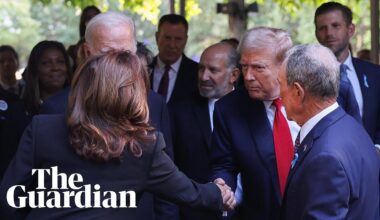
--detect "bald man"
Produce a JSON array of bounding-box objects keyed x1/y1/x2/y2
[{"x1": 170, "y1": 42, "x2": 239, "y2": 220}]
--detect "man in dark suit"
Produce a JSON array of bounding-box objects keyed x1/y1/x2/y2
[
  {"x1": 279, "y1": 43, "x2": 379, "y2": 219},
  {"x1": 314, "y1": 2, "x2": 380, "y2": 149},
  {"x1": 170, "y1": 42, "x2": 240, "y2": 220},
  {"x1": 150, "y1": 14, "x2": 198, "y2": 107},
  {"x1": 210, "y1": 27, "x2": 300, "y2": 220},
  {"x1": 39, "y1": 12, "x2": 176, "y2": 220}
]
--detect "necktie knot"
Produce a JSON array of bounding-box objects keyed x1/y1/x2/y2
[
  {"x1": 272, "y1": 98, "x2": 282, "y2": 110},
  {"x1": 165, "y1": 64, "x2": 171, "y2": 72}
]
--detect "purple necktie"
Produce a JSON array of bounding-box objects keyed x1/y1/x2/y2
[{"x1": 158, "y1": 65, "x2": 170, "y2": 98}]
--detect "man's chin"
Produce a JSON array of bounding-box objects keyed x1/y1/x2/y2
[
  {"x1": 199, "y1": 90, "x2": 215, "y2": 99},
  {"x1": 247, "y1": 91, "x2": 263, "y2": 101}
]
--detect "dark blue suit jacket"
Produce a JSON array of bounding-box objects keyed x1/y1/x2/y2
[
  {"x1": 0, "y1": 115, "x2": 223, "y2": 220},
  {"x1": 281, "y1": 107, "x2": 379, "y2": 219},
  {"x1": 210, "y1": 88, "x2": 282, "y2": 220},
  {"x1": 39, "y1": 88, "x2": 177, "y2": 220},
  {"x1": 170, "y1": 93, "x2": 219, "y2": 220},
  {"x1": 351, "y1": 58, "x2": 380, "y2": 144}
]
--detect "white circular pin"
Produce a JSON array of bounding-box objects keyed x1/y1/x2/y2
[{"x1": 0, "y1": 100, "x2": 8, "y2": 111}]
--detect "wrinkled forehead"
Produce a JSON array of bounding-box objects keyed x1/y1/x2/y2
[
  {"x1": 90, "y1": 27, "x2": 136, "y2": 54},
  {"x1": 240, "y1": 47, "x2": 277, "y2": 63}
]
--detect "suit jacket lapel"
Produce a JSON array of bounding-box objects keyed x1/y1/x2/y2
[
  {"x1": 284, "y1": 107, "x2": 346, "y2": 195},
  {"x1": 352, "y1": 58, "x2": 371, "y2": 125},
  {"x1": 193, "y1": 95, "x2": 212, "y2": 148},
  {"x1": 170, "y1": 55, "x2": 188, "y2": 104},
  {"x1": 149, "y1": 57, "x2": 157, "y2": 90},
  {"x1": 243, "y1": 95, "x2": 282, "y2": 201}
]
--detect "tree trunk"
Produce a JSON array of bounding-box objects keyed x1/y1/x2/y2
[
  {"x1": 370, "y1": 0, "x2": 379, "y2": 64},
  {"x1": 228, "y1": 0, "x2": 247, "y2": 40}
]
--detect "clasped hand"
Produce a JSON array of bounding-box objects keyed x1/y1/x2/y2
[{"x1": 214, "y1": 178, "x2": 236, "y2": 211}]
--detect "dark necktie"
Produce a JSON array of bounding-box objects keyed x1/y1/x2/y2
[
  {"x1": 291, "y1": 132, "x2": 301, "y2": 169},
  {"x1": 158, "y1": 65, "x2": 170, "y2": 98},
  {"x1": 294, "y1": 132, "x2": 301, "y2": 153},
  {"x1": 272, "y1": 98, "x2": 294, "y2": 197},
  {"x1": 337, "y1": 64, "x2": 361, "y2": 123}
]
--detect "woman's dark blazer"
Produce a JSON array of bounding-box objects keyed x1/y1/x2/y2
[{"x1": 0, "y1": 115, "x2": 222, "y2": 220}]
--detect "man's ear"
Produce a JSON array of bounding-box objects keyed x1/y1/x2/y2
[
  {"x1": 155, "y1": 32, "x2": 159, "y2": 44},
  {"x1": 348, "y1": 23, "x2": 355, "y2": 39},
  {"x1": 230, "y1": 68, "x2": 240, "y2": 84},
  {"x1": 293, "y1": 82, "x2": 305, "y2": 103},
  {"x1": 83, "y1": 42, "x2": 91, "y2": 60}
]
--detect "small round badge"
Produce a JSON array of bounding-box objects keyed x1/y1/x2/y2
[{"x1": 0, "y1": 100, "x2": 8, "y2": 111}]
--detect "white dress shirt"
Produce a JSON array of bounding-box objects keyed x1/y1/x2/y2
[
  {"x1": 153, "y1": 56, "x2": 182, "y2": 102},
  {"x1": 299, "y1": 102, "x2": 339, "y2": 143},
  {"x1": 208, "y1": 99, "x2": 217, "y2": 131},
  {"x1": 263, "y1": 100, "x2": 301, "y2": 143}
]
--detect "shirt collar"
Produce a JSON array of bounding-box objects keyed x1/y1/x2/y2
[
  {"x1": 208, "y1": 98, "x2": 218, "y2": 104},
  {"x1": 342, "y1": 51, "x2": 354, "y2": 72},
  {"x1": 263, "y1": 100, "x2": 274, "y2": 110},
  {"x1": 157, "y1": 55, "x2": 183, "y2": 73},
  {"x1": 300, "y1": 102, "x2": 339, "y2": 142}
]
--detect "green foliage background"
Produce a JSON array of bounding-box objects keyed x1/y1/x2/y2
[{"x1": 0, "y1": 0, "x2": 373, "y2": 68}]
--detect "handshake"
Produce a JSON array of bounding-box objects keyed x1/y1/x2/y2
[{"x1": 214, "y1": 178, "x2": 236, "y2": 212}]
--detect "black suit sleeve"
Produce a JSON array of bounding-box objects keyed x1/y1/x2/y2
[
  {"x1": 146, "y1": 133, "x2": 223, "y2": 211},
  {"x1": 0, "y1": 118, "x2": 36, "y2": 219},
  {"x1": 159, "y1": 97, "x2": 174, "y2": 160},
  {"x1": 151, "y1": 94, "x2": 179, "y2": 220}
]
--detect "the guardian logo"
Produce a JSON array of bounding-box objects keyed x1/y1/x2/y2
[{"x1": 6, "y1": 166, "x2": 137, "y2": 208}]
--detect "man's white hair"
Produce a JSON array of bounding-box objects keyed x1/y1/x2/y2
[{"x1": 85, "y1": 11, "x2": 137, "y2": 53}]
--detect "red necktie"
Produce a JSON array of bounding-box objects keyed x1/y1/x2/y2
[
  {"x1": 158, "y1": 65, "x2": 170, "y2": 98},
  {"x1": 272, "y1": 98, "x2": 294, "y2": 197}
]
